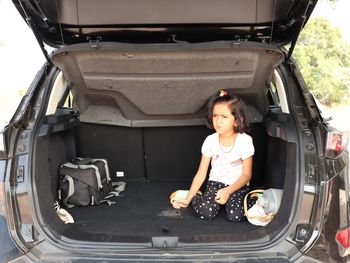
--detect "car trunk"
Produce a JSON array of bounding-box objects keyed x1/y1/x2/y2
[
  {"x1": 34, "y1": 121, "x2": 295, "y2": 243},
  {"x1": 31, "y1": 41, "x2": 298, "y2": 245}
]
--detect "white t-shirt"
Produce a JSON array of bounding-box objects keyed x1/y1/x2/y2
[{"x1": 201, "y1": 132, "x2": 254, "y2": 185}]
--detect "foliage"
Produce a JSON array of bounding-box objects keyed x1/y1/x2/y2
[
  {"x1": 324, "y1": 0, "x2": 337, "y2": 9},
  {"x1": 294, "y1": 17, "x2": 350, "y2": 105}
]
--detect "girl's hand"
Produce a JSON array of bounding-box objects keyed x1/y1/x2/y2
[
  {"x1": 172, "y1": 199, "x2": 190, "y2": 209},
  {"x1": 215, "y1": 188, "x2": 230, "y2": 205}
]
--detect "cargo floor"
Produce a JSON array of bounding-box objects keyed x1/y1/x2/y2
[{"x1": 63, "y1": 182, "x2": 259, "y2": 243}]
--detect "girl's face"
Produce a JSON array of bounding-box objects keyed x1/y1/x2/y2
[{"x1": 212, "y1": 102, "x2": 236, "y2": 135}]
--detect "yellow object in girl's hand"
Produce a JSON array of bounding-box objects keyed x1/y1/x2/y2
[{"x1": 169, "y1": 190, "x2": 201, "y2": 204}]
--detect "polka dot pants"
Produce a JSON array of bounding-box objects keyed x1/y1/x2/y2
[{"x1": 192, "y1": 180, "x2": 249, "y2": 222}]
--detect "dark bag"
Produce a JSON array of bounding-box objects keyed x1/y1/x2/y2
[{"x1": 58, "y1": 158, "x2": 125, "y2": 207}]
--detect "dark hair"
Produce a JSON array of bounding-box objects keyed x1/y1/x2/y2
[{"x1": 206, "y1": 90, "x2": 249, "y2": 133}]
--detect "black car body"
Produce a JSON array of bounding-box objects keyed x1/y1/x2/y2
[{"x1": 1, "y1": 0, "x2": 349, "y2": 262}]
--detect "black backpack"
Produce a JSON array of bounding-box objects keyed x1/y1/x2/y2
[{"x1": 58, "y1": 158, "x2": 125, "y2": 207}]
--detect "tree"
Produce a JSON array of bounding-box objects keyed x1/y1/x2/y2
[
  {"x1": 294, "y1": 17, "x2": 350, "y2": 105},
  {"x1": 325, "y1": 0, "x2": 338, "y2": 8}
]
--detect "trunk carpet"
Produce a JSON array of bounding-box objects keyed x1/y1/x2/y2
[{"x1": 63, "y1": 182, "x2": 259, "y2": 242}]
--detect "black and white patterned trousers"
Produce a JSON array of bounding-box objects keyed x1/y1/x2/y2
[{"x1": 192, "y1": 180, "x2": 249, "y2": 222}]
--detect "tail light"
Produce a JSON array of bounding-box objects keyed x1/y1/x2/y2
[
  {"x1": 325, "y1": 129, "x2": 348, "y2": 158},
  {"x1": 335, "y1": 227, "x2": 350, "y2": 257}
]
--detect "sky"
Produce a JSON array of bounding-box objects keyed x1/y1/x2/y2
[
  {"x1": 0, "y1": 0, "x2": 349, "y2": 126},
  {"x1": 0, "y1": 1, "x2": 46, "y2": 84},
  {"x1": 313, "y1": 0, "x2": 350, "y2": 42},
  {"x1": 0, "y1": 0, "x2": 46, "y2": 125}
]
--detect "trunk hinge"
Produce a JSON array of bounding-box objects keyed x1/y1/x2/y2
[
  {"x1": 18, "y1": 1, "x2": 52, "y2": 65},
  {"x1": 286, "y1": 0, "x2": 314, "y2": 61},
  {"x1": 25, "y1": 16, "x2": 52, "y2": 65}
]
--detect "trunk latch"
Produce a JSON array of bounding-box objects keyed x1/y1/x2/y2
[
  {"x1": 87, "y1": 36, "x2": 102, "y2": 49},
  {"x1": 152, "y1": 236, "x2": 178, "y2": 248}
]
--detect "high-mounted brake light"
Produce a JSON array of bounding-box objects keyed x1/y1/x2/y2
[
  {"x1": 326, "y1": 130, "x2": 348, "y2": 157},
  {"x1": 335, "y1": 227, "x2": 350, "y2": 257}
]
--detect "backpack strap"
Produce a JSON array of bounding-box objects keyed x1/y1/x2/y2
[
  {"x1": 109, "y1": 181, "x2": 126, "y2": 196},
  {"x1": 100, "y1": 199, "x2": 117, "y2": 206},
  {"x1": 102, "y1": 182, "x2": 127, "y2": 203},
  {"x1": 62, "y1": 175, "x2": 75, "y2": 208},
  {"x1": 91, "y1": 159, "x2": 111, "y2": 183},
  {"x1": 72, "y1": 157, "x2": 93, "y2": 165}
]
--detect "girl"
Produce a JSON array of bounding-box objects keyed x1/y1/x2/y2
[{"x1": 172, "y1": 90, "x2": 254, "y2": 222}]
